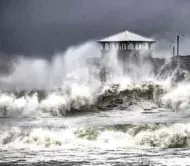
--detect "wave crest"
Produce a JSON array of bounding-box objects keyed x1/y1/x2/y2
[{"x1": 0, "y1": 82, "x2": 165, "y2": 117}]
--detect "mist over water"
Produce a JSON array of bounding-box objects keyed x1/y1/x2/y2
[
  {"x1": 0, "y1": 41, "x2": 161, "y2": 117},
  {"x1": 0, "y1": 42, "x2": 100, "y2": 90},
  {"x1": 1, "y1": 41, "x2": 190, "y2": 165}
]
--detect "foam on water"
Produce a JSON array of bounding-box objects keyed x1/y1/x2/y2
[
  {"x1": 1, "y1": 123, "x2": 190, "y2": 150},
  {"x1": 0, "y1": 41, "x2": 190, "y2": 165}
]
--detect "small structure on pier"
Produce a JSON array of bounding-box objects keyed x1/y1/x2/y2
[
  {"x1": 97, "y1": 30, "x2": 156, "y2": 81},
  {"x1": 98, "y1": 30, "x2": 156, "y2": 56}
]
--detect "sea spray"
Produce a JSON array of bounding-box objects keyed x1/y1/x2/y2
[
  {"x1": 161, "y1": 82, "x2": 190, "y2": 112},
  {"x1": 0, "y1": 42, "x2": 189, "y2": 116},
  {"x1": 0, "y1": 82, "x2": 165, "y2": 117},
  {"x1": 0, "y1": 42, "x2": 101, "y2": 90}
]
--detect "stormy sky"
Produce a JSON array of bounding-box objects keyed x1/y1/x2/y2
[{"x1": 0, "y1": 0, "x2": 190, "y2": 57}]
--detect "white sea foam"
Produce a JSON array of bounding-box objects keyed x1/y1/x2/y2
[
  {"x1": 1, "y1": 123, "x2": 190, "y2": 150},
  {"x1": 0, "y1": 41, "x2": 190, "y2": 157}
]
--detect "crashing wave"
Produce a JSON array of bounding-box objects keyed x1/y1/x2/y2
[
  {"x1": 96, "y1": 82, "x2": 164, "y2": 111},
  {"x1": 0, "y1": 82, "x2": 165, "y2": 117},
  {"x1": 2, "y1": 79, "x2": 190, "y2": 117}
]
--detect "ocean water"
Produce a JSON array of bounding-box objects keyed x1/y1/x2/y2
[{"x1": 0, "y1": 42, "x2": 190, "y2": 166}]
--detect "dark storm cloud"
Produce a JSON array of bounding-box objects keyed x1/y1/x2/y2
[{"x1": 0, "y1": 0, "x2": 190, "y2": 56}]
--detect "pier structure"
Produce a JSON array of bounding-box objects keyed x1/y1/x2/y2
[
  {"x1": 98, "y1": 30, "x2": 156, "y2": 52},
  {"x1": 97, "y1": 30, "x2": 156, "y2": 81}
]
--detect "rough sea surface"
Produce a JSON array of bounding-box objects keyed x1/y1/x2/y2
[{"x1": 1, "y1": 43, "x2": 190, "y2": 166}]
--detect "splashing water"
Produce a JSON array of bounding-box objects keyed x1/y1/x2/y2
[{"x1": 0, "y1": 41, "x2": 190, "y2": 165}]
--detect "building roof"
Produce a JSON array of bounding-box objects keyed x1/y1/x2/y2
[{"x1": 98, "y1": 30, "x2": 156, "y2": 43}]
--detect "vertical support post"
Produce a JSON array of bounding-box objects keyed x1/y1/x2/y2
[
  {"x1": 148, "y1": 43, "x2": 151, "y2": 50},
  {"x1": 172, "y1": 46, "x2": 175, "y2": 57},
  {"x1": 176, "y1": 35, "x2": 180, "y2": 67},
  {"x1": 177, "y1": 35, "x2": 179, "y2": 57},
  {"x1": 103, "y1": 43, "x2": 105, "y2": 50}
]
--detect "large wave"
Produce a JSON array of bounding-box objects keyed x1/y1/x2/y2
[
  {"x1": 1, "y1": 41, "x2": 190, "y2": 154},
  {"x1": 0, "y1": 42, "x2": 189, "y2": 117},
  {"x1": 0, "y1": 82, "x2": 164, "y2": 117}
]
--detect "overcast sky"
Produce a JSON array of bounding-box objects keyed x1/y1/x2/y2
[{"x1": 0, "y1": 0, "x2": 190, "y2": 57}]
